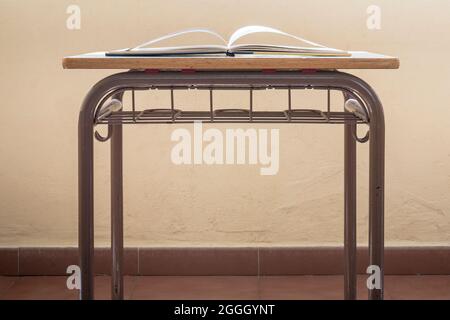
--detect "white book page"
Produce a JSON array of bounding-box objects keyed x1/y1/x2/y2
[
  {"x1": 228, "y1": 25, "x2": 328, "y2": 50},
  {"x1": 130, "y1": 28, "x2": 228, "y2": 51}
]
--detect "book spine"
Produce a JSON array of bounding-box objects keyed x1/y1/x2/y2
[{"x1": 226, "y1": 50, "x2": 235, "y2": 57}]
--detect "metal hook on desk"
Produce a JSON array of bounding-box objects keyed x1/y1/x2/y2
[
  {"x1": 94, "y1": 98, "x2": 123, "y2": 142},
  {"x1": 345, "y1": 98, "x2": 370, "y2": 143},
  {"x1": 95, "y1": 124, "x2": 114, "y2": 142},
  {"x1": 96, "y1": 99, "x2": 123, "y2": 122},
  {"x1": 352, "y1": 126, "x2": 370, "y2": 143},
  {"x1": 345, "y1": 98, "x2": 369, "y2": 123}
]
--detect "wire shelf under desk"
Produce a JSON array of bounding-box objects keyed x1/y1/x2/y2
[
  {"x1": 97, "y1": 109, "x2": 363, "y2": 125},
  {"x1": 94, "y1": 85, "x2": 369, "y2": 125}
]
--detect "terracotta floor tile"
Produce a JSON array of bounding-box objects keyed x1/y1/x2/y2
[
  {"x1": 384, "y1": 275, "x2": 450, "y2": 300},
  {"x1": 1, "y1": 275, "x2": 450, "y2": 300},
  {"x1": 1, "y1": 276, "x2": 78, "y2": 300},
  {"x1": 93, "y1": 276, "x2": 136, "y2": 300},
  {"x1": 259, "y1": 276, "x2": 346, "y2": 300},
  {"x1": 258, "y1": 275, "x2": 450, "y2": 300},
  {"x1": 0, "y1": 276, "x2": 135, "y2": 300},
  {"x1": 131, "y1": 276, "x2": 259, "y2": 300},
  {"x1": 0, "y1": 277, "x2": 18, "y2": 298}
]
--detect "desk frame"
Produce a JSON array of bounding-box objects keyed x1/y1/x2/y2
[{"x1": 78, "y1": 70, "x2": 385, "y2": 300}]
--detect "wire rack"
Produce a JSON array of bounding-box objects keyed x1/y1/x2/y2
[{"x1": 95, "y1": 86, "x2": 367, "y2": 125}]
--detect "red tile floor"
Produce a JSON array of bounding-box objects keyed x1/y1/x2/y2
[{"x1": 1, "y1": 275, "x2": 449, "y2": 300}]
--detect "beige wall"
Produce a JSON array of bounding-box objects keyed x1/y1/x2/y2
[{"x1": 0, "y1": 0, "x2": 449, "y2": 247}]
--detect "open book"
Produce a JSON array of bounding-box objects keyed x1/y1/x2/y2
[{"x1": 106, "y1": 25, "x2": 350, "y2": 57}]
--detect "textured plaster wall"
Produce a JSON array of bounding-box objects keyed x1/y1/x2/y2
[{"x1": 0, "y1": 0, "x2": 449, "y2": 247}]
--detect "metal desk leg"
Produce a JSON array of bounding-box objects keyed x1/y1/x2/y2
[
  {"x1": 79, "y1": 79, "x2": 123, "y2": 300},
  {"x1": 344, "y1": 117, "x2": 357, "y2": 300},
  {"x1": 346, "y1": 75, "x2": 385, "y2": 300},
  {"x1": 111, "y1": 95, "x2": 124, "y2": 300},
  {"x1": 368, "y1": 111, "x2": 385, "y2": 300},
  {"x1": 335, "y1": 74, "x2": 385, "y2": 300},
  {"x1": 78, "y1": 104, "x2": 95, "y2": 300}
]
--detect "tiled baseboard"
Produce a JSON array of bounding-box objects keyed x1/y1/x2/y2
[{"x1": 1, "y1": 247, "x2": 449, "y2": 276}]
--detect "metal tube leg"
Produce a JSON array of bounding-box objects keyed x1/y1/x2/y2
[
  {"x1": 110, "y1": 90, "x2": 124, "y2": 301},
  {"x1": 78, "y1": 111, "x2": 95, "y2": 300},
  {"x1": 344, "y1": 120, "x2": 357, "y2": 300},
  {"x1": 111, "y1": 123, "x2": 124, "y2": 300},
  {"x1": 368, "y1": 122, "x2": 385, "y2": 300}
]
